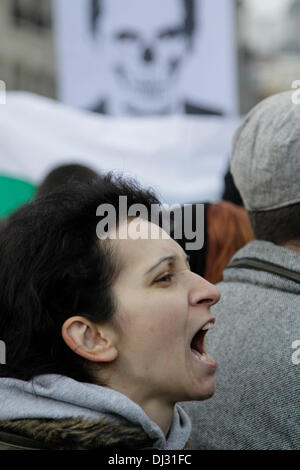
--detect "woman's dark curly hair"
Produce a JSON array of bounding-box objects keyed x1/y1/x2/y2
[{"x1": 0, "y1": 173, "x2": 159, "y2": 383}]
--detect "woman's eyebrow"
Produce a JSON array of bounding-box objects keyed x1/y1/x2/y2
[{"x1": 145, "y1": 254, "x2": 189, "y2": 276}]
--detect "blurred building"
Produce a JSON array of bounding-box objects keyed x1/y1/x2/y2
[
  {"x1": 286, "y1": 0, "x2": 300, "y2": 51},
  {"x1": 238, "y1": 0, "x2": 300, "y2": 112},
  {"x1": 0, "y1": 0, "x2": 56, "y2": 98}
]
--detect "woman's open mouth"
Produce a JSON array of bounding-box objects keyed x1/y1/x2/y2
[{"x1": 190, "y1": 321, "x2": 216, "y2": 365}]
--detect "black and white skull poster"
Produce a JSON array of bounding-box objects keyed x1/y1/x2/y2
[{"x1": 53, "y1": 0, "x2": 237, "y2": 116}]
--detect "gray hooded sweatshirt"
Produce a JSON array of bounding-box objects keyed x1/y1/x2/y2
[{"x1": 0, "y1": 374, "x2": 191, "y2": 450}]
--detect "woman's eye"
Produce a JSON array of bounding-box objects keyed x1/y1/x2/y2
[{"x1": 154, "y1": 273, "x2": 174, "y2": 284}]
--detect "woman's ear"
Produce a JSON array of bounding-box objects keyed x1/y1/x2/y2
[{"x1": 62, "y1": 316, "x2": 118, "y2": 363}]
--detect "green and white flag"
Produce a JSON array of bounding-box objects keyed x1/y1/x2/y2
[{"x1": 0, "y1": 92, "x2": 240, "y2": 218}]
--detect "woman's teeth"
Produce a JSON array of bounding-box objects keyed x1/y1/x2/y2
[
  {"x1": 192, "y1": 350, "x2": 214, "y2": 362},
  {"x1": 201, "y1": 322, "x2": 214, "y2": 331},
  {"x1": 200, "y1": 352, "x2": 213, "y2": 361}
]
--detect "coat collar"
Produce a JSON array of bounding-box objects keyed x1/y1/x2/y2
[
  {"x1": 0, "y1": 417, "x2": 154, "y2": 450},
  {"x1": 223, "y1": 240, "x2": 300, "y2": 293}
]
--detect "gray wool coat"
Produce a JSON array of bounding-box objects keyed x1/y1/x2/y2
[{"x1": 182, "y1": 240, "x2": 300, "y2": 450}]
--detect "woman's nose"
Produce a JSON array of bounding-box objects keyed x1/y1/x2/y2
[{"x1": 189, "y1": 273, "x2": 221, "y2": 307}]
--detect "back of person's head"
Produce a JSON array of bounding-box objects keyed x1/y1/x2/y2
[
  {"x1": 36, "y1": 163, "x2": 101, "y2": 198},
  {"x1": 230, "y1": 90, "x2": 300, "y2": 246},
  {"x1": 204, "y1": 201, "x2": 254, "y2": 284},
  {"x1": 0, "y1": 173, "x2": 159, "y2": 383}
]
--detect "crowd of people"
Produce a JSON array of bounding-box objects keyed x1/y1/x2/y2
[{"x1": 0, "y1": 90, "x2": 299, "y2": 450}]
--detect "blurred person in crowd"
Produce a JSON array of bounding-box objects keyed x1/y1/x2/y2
[
  {"x1": 181, "y1": 91, "x2": 300, "y2": 450},
  {"x1": 0, "y1": 219, "x2": 5, "y2": 233},
  {"x1": 222, "y1": 166, "x2": 243, "y2": 206},
  {"x1": 0, "y1": 174, "x2": 220, "y2": 450},
  {"x1": 89, "y1": 0, "x2": 223, "y2": 116},
  {"x1": 36, "y1": 163, "x2": 101, "y2": 197},
  {"x1": 204, "y1": 201, "x2": 254, "y2": 284}
]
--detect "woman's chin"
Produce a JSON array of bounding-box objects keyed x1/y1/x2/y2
[
  {"x1": 186, "y1": 350, "x2": 217, "y2": 400},
  {"x1": 192, "y1": 376, "x2": 216, "y2": 401}
]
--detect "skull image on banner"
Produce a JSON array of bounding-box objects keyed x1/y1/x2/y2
[{"x1": 90, "y1": 0, "x2": 223, "y2": 116}]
